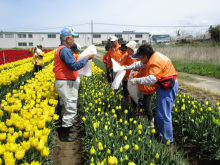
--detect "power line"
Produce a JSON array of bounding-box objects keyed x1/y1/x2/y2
[
  {"x1": 31, "y1": 23, "x2": 90, "y2": 31},
  {"x1": 94, "y1": 22, "x2": 211, "y2": 28}
]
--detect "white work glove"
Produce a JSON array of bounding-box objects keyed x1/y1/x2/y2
[
  {"x1": 129, "y1": 78, "x2": 138, "y2": 85},
  {"x1": 123, "y1": 65, "x2": 132, "y2": 70}
]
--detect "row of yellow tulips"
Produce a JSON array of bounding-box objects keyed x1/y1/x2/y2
[{"x1": 0, "y1": 61, "x2": 59, "y2": 165}]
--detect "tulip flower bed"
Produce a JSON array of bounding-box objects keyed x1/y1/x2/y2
[
  {"x1": 0, "y1": 49, "x2": 53, "y2": 65},
  {"x1": 172, "y1": 94, "x2": 220, "y2": 159},
  {"x1": 0, "y1": 50, "x2": 55, "y2": 101},
  {"x1": 0, "y1": 62, "x2": 59, "y2": 165},
  {"x1": 78, "y1": 64, "x2": 187, "y2": 165}
]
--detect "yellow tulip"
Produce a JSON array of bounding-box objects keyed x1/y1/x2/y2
[
  {"x1": 138, "y1": 130, "x2": 142, "y2": 134},
  {"x1": 98, "y1": 142, "x2": 103, "y2": 151},
  {"x1": 155, "y1": 153, "x2": 159, "y2": 159},
  {"x1": 0, "y1": 145, "x2": 6, "y2": 155},
  {"x1": 15, "y1": 149, "x2": 25, "y2": 160},
  {"x1": 107, "y1": 149, "x2": 111, "y2": 155},
  {"x1": 151, "y1": 129, "x2": 156, "y2": 134},
  {"x1": 108, "y1": 156, "x2": 118, "y2": 165},
  {"x1": 124, "y1": 145, "x2": 129, "y2": 150},
  {"x1": 90, "y1": 146, "x2": 96, "y2": 155},
  {"x1": 120, "y1": 147, "x2": 123, "y2": 153},
  {"x1": 134, "y1": 144, "x2": 139, "y2": 151},
  {"x1": 0, "y1": 133, "x2": 6, "y2": 141},
  {"x1": 53, "y1": 114, "x2": 59, "y2": 120},
  {"x1": 138, "y1": 124, "x2": 142, "y2": 130},
  {"x1": 41, "y1": 146, "x2": 50, "y2": 157}
]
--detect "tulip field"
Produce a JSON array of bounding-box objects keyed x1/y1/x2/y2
[{"x1": 0, "y1": 50, "x2": 219, "y2": 165}]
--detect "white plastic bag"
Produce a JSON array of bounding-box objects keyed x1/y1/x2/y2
[
  {"x1": 127, "y1": 71, "x2": 142, "y2": 104},
  {"x1": 77, "y1": 45, "x2": 97, "y2": 77},
  {"x1": 75, "y1": 77, "x2": 81, "y2": 90},
  {"x1": 111, "y1": 59, "x2": 126, "y2": 90}
]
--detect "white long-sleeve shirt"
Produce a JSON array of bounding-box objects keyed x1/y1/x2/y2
[{"x1": 129, "y1": 61, "x2": 158, "y2": 86}]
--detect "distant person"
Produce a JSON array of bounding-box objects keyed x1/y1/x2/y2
[
  {"x1": 30, "y1": 43, "x2": 45, "y2": 72},
  {"x1": 105, "y1": 36, "x2": 122, "y2": 82},
  {"x1": 124, "y1": 44, "x2": 178, "y2": 144},
  {"x1": 119, "y1": 41, "x2": 137, "y2": 101},
  {"x1": 53, "y1": 27, "x2": 94, "y2": 142},
  {"x1": 119, "y1": 42, "x2": 127, "y2": 59}
]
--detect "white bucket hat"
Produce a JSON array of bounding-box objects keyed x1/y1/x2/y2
[
  {"x1": 126, "y1": 41, "x2": 138, "y2": 51},
  {"x1": 110, "y1": 36, "x2": 118, "y2": 41}
]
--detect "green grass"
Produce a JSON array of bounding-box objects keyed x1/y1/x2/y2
[{"x1": 173, "y1": 61, "x2": 220, "y2": 79}]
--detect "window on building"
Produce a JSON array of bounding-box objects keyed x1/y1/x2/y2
[
  {"x1": 93, "y1": 34, "x2": 101, "y2": 38},
  {"x1": 135, "y1": 34, "x2": 142, "y2": 38},
  {"x1": 29, "y1": 42, "x2": 33, "y2": 46},
  {"x1": 28, "y1": 34, "x2": 33, "y2": 38},
  {"x1": 0, "y1": 34, "x2": 3, "y2": 38},
  {"x1": 18, "y1": 34, "x2": 26, "y2": 38},
  {"x1": 115, "y1": 34, "x2": 122, "y2": 38},
  {"x1": 18, "y1": 42, "x2": 27, "y2": 46},
  {"x1": 5, "y1": 34, "x2": 14, "y2": 38},
  {"x1": 48, "y1": 34, "x2": 56, "y2": 38},
  {"x1": 74, "y1": 35, "x2": 79, "y2": 38}
]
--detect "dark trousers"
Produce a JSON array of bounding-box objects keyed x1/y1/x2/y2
[
  {"x1": 122, "y1": 81, "x2": 129, "y2": 96},
  {"x1": 106, "y1": 68, "x2": 113, "y2": 83},
  {"x1": 142, "y1": 94, "x2": 154, "y2": 120},
  {"x1": 34, "y1": 65, "x2": 42, "y2": 72}
]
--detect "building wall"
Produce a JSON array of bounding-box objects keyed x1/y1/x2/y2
[{"x1": 0, "y1": 32, "x2": 150, "y2": 48}]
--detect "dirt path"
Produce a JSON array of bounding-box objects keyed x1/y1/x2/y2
[
  {"x1": 50, "y1": 124, "x2": 84, "y2": 165},
  {"x1": 177, "y1": 72, "x2": 220, "y2": 103}
]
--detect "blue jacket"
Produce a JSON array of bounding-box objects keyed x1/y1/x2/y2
[{"x1": 59, "y1": 43, "x2": 88, "y2": 71}]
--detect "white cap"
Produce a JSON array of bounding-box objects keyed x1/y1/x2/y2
[
  {"x1": 110, "y1": 36, "x2": 118, "y2": 41},
  {"x1": 76, "y1": 43, "x2": 81, "y2": 51},
  {"x1": 37, "y1": 43, "x2": 42, "y2": 47},
  {"x1": 126, "y1": 41, "x2": 138, "y2": 51}
]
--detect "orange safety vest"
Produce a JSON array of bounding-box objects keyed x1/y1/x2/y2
[
  {"x1": 106, "y1": 43, "x2": 122, "y2": 68},
  {"x1": 146, "y1": 52, "x2": 177, "y2": 80},
  {"x1": 53, "y1": 45, "x2": 77, "y2": 80},
  {"x1": 133, "y1": 69, "x2": 157, "y2": 95},
  {"x1": 120, "y1": 53, "x2": 137, "y2": 81}
]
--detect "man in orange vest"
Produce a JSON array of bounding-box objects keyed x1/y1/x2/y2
[
  {"x1": 120, "y1": 41, "x2": 137, "y2": 101},
  {"x1": 54, "y1": 27, "x2": 94, "y2": 142},
  {"x1": 124, "y1": 44, "x2": 178, "y2": 144},
  {"x1": 105, "y1": 36, "x2": 122, "y2": 82}
]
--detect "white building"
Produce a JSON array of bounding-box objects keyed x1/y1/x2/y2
[{"x1": 0, "y1": 31, "x2": 150, "y2": 48}]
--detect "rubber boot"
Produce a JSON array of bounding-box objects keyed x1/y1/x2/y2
[
  {"x1": 59, "y1": 127, "x2": 76, "y2": 142},
  {"x1": 69, "y1": 127, "x2": 77, "y2": 134}
]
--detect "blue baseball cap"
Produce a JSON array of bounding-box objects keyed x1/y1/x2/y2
[{"x1": 60, "y1": 27, "x2": 78, "y2": 37}]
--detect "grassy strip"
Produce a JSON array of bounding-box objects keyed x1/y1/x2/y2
[{"x1": 173, "y1": 61, "x2": 220, "y2": 78}]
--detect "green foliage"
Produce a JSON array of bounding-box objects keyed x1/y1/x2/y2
[
  {"x1": 209, "y1": 25, "x2": 220, "y2": 42},
  {"x1": 172, "y1": 61, "x2": 220, "y2": 78}
]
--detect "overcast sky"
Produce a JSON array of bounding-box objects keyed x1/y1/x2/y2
[{"x1": 0, "y1": 0, "x2": 219, "y2": 36}]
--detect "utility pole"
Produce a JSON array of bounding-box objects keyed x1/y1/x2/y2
[{"x1": 91, "y1": 20, "x2": 93, "y2": 45}]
